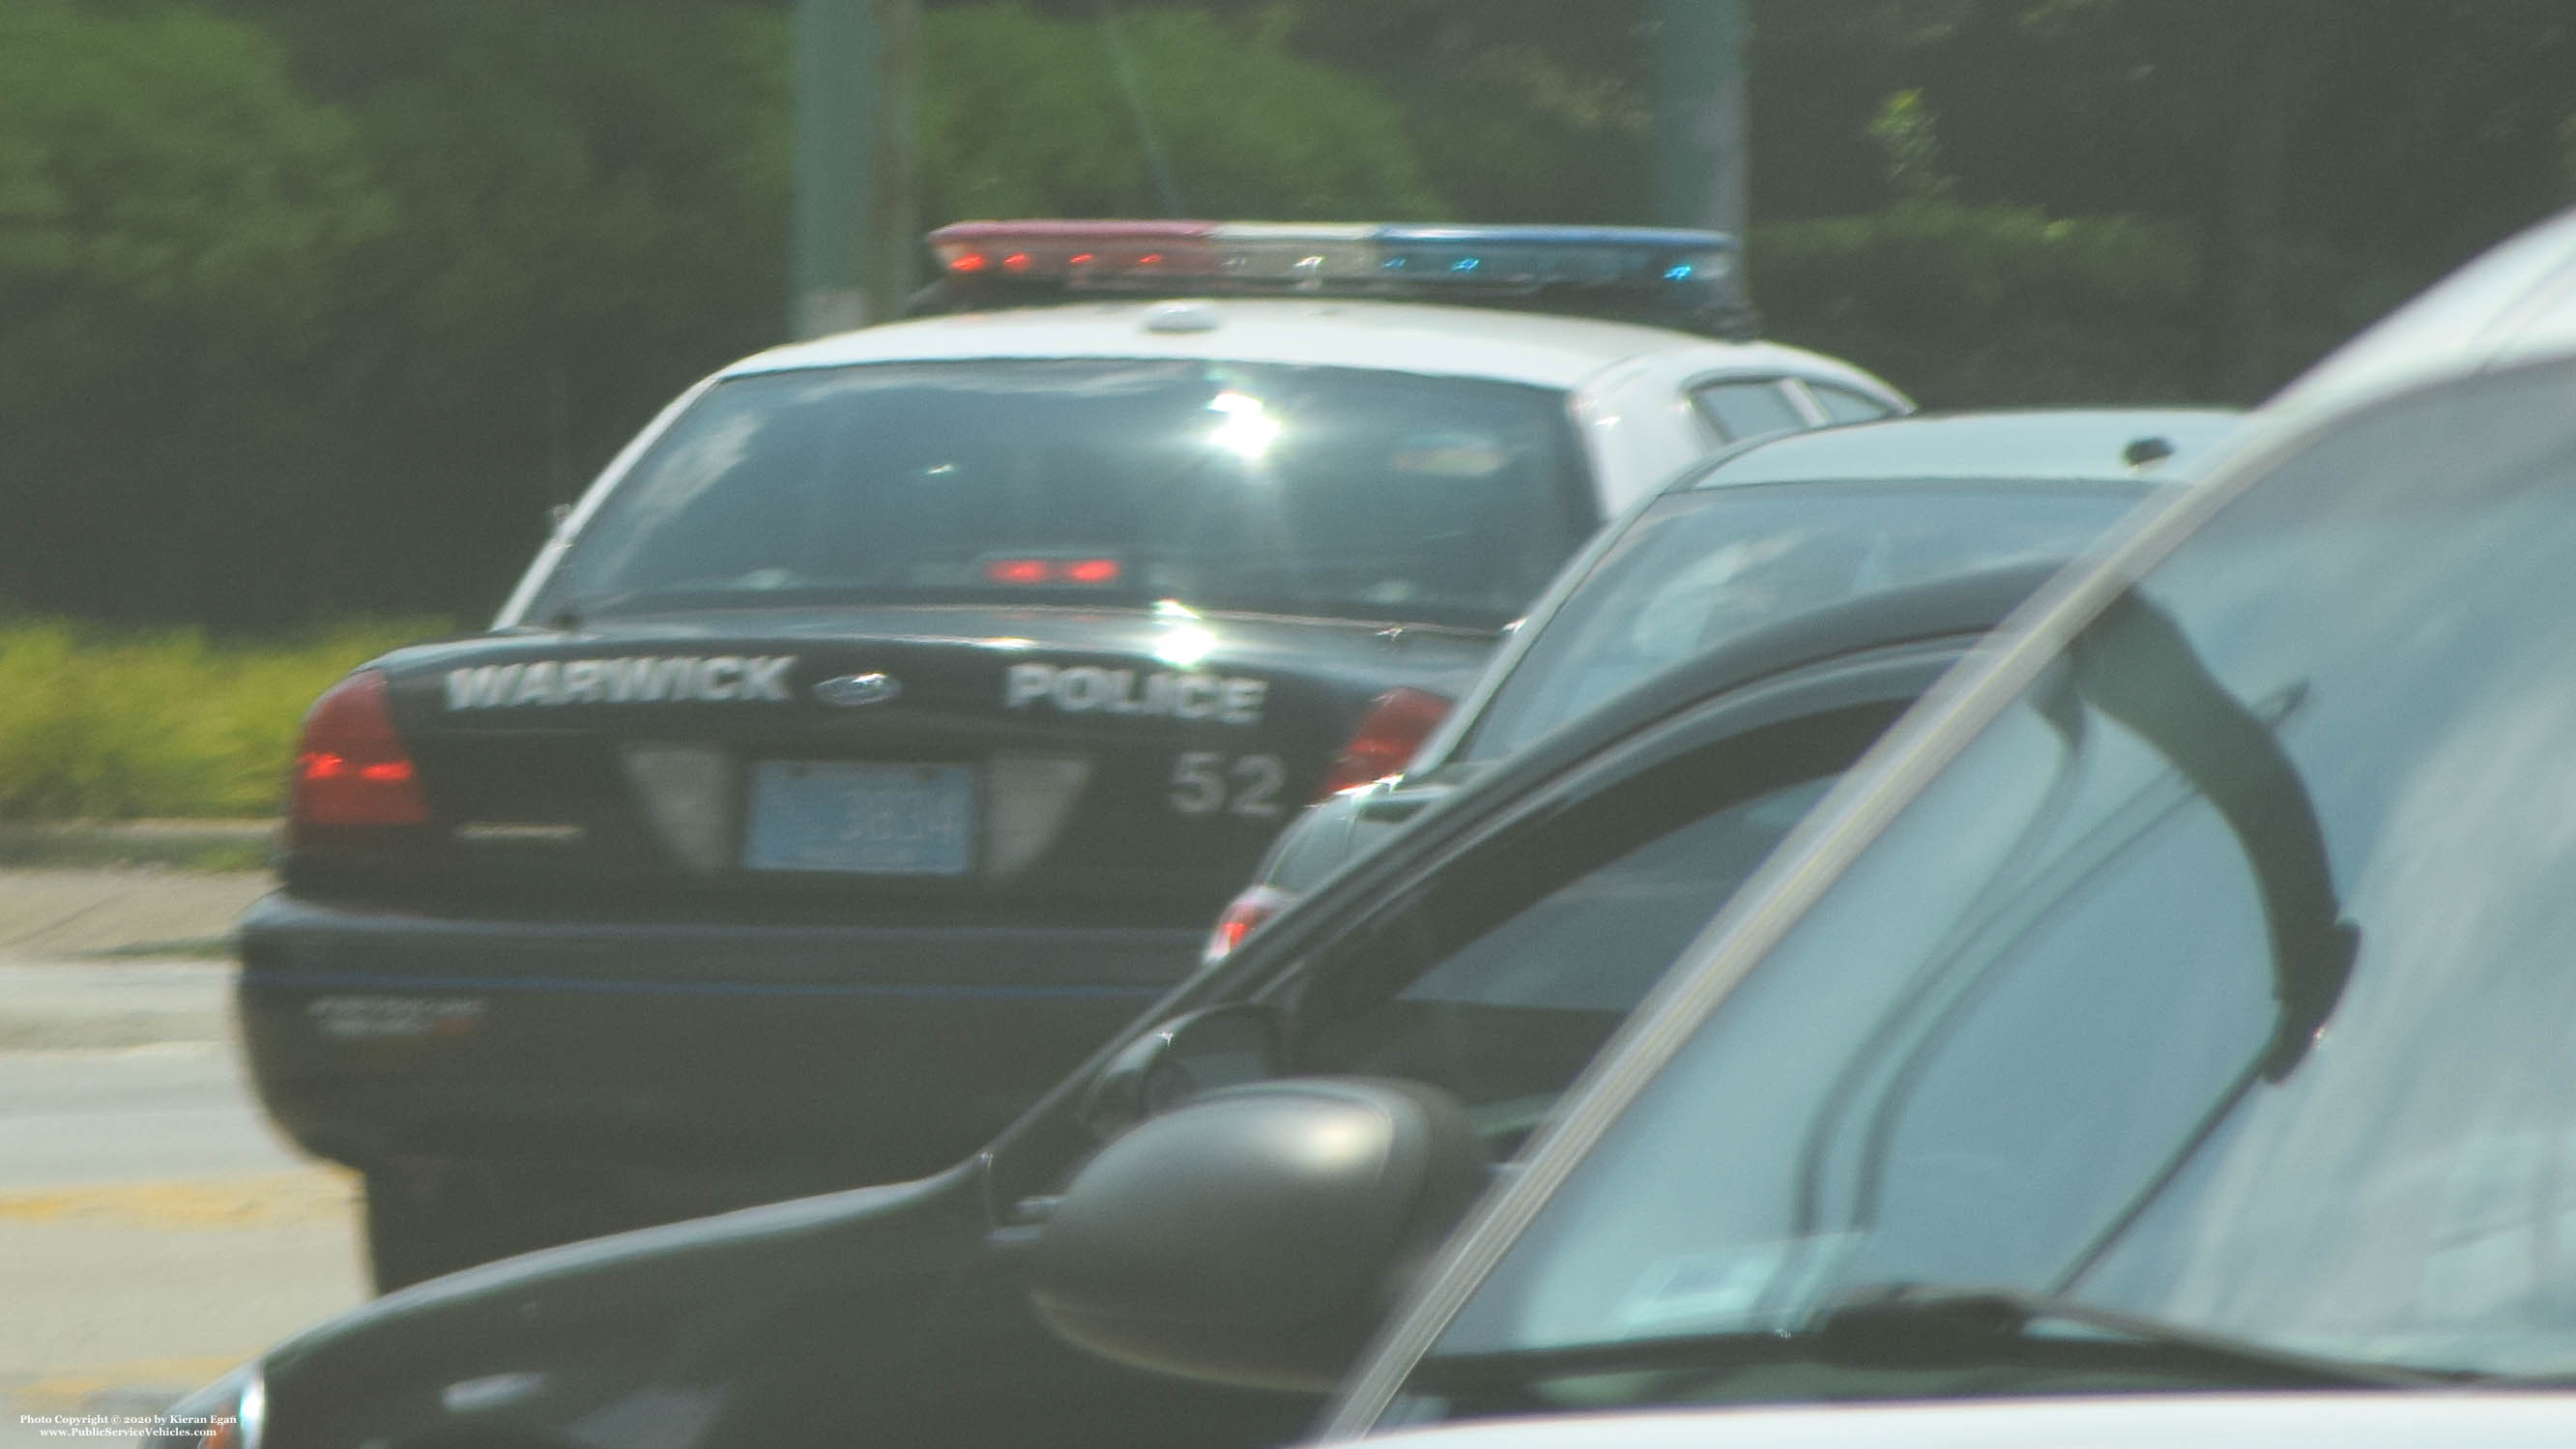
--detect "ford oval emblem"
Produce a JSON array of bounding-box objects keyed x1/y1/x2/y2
[{"x1": 814, "y1": 673, "x2": 902, "y2": 708}]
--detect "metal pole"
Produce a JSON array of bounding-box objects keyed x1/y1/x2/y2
[
  {"x1": 792, "y1": 0, "x2": 918, "y2": 339},
  {"x1": 1096, "y1": 1, "x2": 1184, "y2": 217},
  {"x1": 1648, "y1": 0, "x2": 1750, "y2": 241}
]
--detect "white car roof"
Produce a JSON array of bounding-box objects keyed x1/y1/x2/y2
[{"x1": 724, "y1": 297, "x2": 1854, "y2": 395}]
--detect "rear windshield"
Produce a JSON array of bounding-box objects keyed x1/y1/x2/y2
[
  {"x1": 530, "y1": 359, "x2": 1592, "y2": 631},
  {"x1": 1460, "y1": 478, "x2": 2158, "y2": 761}
]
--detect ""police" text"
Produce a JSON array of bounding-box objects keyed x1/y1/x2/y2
[{"x1": 1003, "y1": 663, "x2": 1266, "y2": 726}]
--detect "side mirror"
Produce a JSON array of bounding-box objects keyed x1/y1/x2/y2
[
  {"x1": 1031, "y1": 1077, "x2": 1485, "y2": 1392},
  {"x1": 1078, "y1": 1002, "x2": 1281, "y2": 1141}
]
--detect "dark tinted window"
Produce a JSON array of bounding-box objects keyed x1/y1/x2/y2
[
  {"x1": 1693, "y1": 382, "x2": 1808, "y2": 443},
  {"x1": 1804, "y1": 383, "x2": 1896, "y2": 424},
  {"x1": 1462, "y1": 480, "x2": 2154, "y2": 762},
  {"x1": 1287, "y1": 709, "x2": 1893, "y2": 1150},
  {"x1": 533, "y1": 360, "x2": 1591, "y2": 631}
]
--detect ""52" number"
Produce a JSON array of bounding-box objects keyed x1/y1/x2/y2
[{"x1": 1169, "y1": 752, "x2": 1287, "y2": 819}]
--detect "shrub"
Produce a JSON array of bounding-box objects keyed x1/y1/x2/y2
[
  {"x1": 0, "y1": 620, "x2": 442, "y2": 820},
  {"x1": 1751, "y1": 201, "x2": 2206, "y2": 408}
]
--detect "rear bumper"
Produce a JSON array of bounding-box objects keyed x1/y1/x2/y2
[{"x1": 236, "y1": 890, "x2": 1194, "y2": 1188}]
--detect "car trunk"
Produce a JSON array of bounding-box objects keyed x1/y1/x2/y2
[{"x1": 282, "y1": 605, "x2": 1492, "y2": 925}]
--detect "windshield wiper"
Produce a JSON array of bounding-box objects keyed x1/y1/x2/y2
[
  {"x1": 1807, "y1": 1282, "x2": 2462, "y2": 1387},
  {"x1": 1412, "y1": 1283, "x2": 2473, "y2": 1403}
]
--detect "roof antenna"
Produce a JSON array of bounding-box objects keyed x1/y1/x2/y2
[{"x1": 1097, "y1": 0, "x2": 1186, "y2": 217}]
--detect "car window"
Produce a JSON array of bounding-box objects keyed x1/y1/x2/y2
[
  {"x1": 1461, "y1": 479, "x2": 2155, "y2": 763},
  {"x1": 1692, "y1": 381, "x2": 1809, "y2": 443},
  {"x1": 1281, "y1": 706, "x2": 1897, "y2": 1149},
  {"x1": 1800, "y1": 382, "x2": 1896, "y2": 424},
  {"x1": 530, "y1": 359, "x2": 1592, "y2": 632},
  {"x1": 1409, "y1": 360, "x2": 2576, "y2": 1406}
]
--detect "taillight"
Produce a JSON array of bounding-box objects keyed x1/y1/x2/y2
[
  {"x1": 1317, "y1": 687, "x2": 1451, "y2": 797},
  {"x1": 289, "y1": 669, "x2": 428, "y2": 841},
  {"x1": 1202, "y1": 884, "x2": 1296, "y2": 966},
  {"x1": 980, "y1": 556, "x2": 1123, "y2": 587}
]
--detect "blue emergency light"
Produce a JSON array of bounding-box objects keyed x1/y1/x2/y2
[{"x1": 923, "y1": 220, "x2": 1751, "y2": 337}]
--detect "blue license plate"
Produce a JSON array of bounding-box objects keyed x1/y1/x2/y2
[{"x1": 742, "y1": 762, "x2": 973, "y2": 875}]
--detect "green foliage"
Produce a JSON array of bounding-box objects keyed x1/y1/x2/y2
[
  {"x1": 239, "y1": 1, "x2": 797, "y2": 618},
  {"x1": 1755, "y1": 196, "x2": 2432, "y2": 407},
  {"x1": 1250, "y1": 0, "x2": 1654, "y2": 222},
  {"x1": 1865, "y1": 89, "x2": 1954, "y2": 203},
  {"x1": 0, "y1": 1, "x2": 396, "y2": 627},
  {"x1": 0, "y1": 0, "x2": 391, "y2": 339},
  {"x1": 1753, "y1": 202, "x2": 2203, "y2": 407},
  {"x1": 920, "y1": 4, "x2": 1441, "y2": 220},
  {"x1": 0, "y1": 620, "x2": 439, "y2": 821}
]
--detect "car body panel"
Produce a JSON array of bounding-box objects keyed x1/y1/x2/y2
[{"x1": 237, "y1": 892, "x2": 1176, "y2": 1179}]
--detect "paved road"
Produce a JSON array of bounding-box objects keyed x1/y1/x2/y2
[
  {"x1": 1, "y1": 870, "x2": 364, "y2": 1448},
  {"x1": 0, "y1": 868, "x2": 270, "y2": 964}
]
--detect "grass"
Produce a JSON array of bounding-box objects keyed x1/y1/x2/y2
[{"x1": 0, "y1": 618, "x2": 448, "y2": 822}]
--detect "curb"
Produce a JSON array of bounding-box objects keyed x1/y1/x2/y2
[{"x1": 0, "y1": 821, "x2": 278, "y2": 873}]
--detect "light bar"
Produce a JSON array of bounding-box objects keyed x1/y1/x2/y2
[
  {"x1": 936, "y1": 219, "x2": 1222, "y2": 281},
  {"x1": 925, "y1": 220, "x2": 1747, "y2": 333}
]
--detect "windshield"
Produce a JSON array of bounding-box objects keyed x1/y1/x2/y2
[
  {"x1": 1403, "y1": 361, "x2": 2576, "y2": 1412},
  {"x1": 1462, "y1": 479, "x2": 2158, "y2": 762},
  {"x1": 528, "y1": 359, "x2": 1591, "y2": 631}
]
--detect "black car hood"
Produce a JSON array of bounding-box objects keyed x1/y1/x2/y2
[{"x1": 255, "y1": 1165, "x2": 990, "y2": 1447}]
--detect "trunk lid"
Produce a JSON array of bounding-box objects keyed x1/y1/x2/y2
[{"x1": 286, "y1": 604, "x2": 1493, "y2": 924}]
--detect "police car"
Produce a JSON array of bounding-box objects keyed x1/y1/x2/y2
[{"x1": 235, "y1": 219, "x2": 1909, "y2": 1287}]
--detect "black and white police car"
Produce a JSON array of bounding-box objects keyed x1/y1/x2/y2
[{"x1": 235, "y1": 219, "x2": 1908, "y2": 1287}]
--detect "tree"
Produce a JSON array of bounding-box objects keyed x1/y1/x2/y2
[
  {"x1": 1748, "y1": 0, "x2": 2568, "y2": 398},
  {"x1": 178, "y1": 1, "x2": 1440, "y2": 623},
  {"x1": 920, "y1": 4, "x2": 1441, "y2": 221},
  {"x1": 0, "y1": 0, "x2": 391, "y2": 624},
  {"x1": 202, "y1": 0, "x2": 797, "y2": 618}
]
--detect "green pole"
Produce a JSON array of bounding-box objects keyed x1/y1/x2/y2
[
  {"x1": 792, "y1": 0, "x2": 918, "y2": 339},
  {"x1": 1648, "y1": 0, "x2": 1749, "y2": 240}
]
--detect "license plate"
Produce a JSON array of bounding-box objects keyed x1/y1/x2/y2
[{"x1": 742, "y1": 762, "x2": 973, "y2": 875}]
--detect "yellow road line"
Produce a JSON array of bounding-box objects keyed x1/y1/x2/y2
[
  {"x1": 0, "y1": 1170, "x2": 356, "y2": 1231},
  {"x1": 14, "y1": 1358, "x2": 248, "y2": 1413},
  {"x1": 14, "y1": 1357, "x2": 250, "y2": 1414}
]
